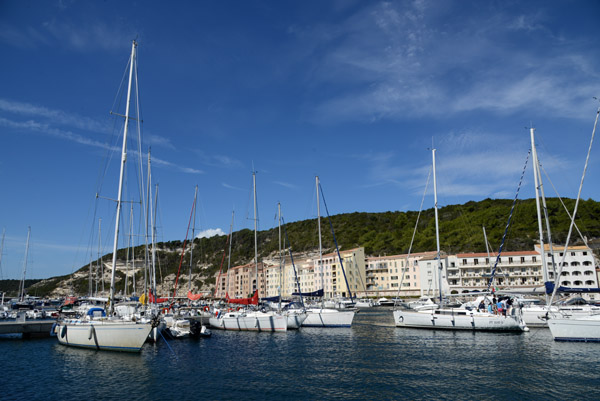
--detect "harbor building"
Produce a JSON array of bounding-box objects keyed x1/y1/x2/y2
[
  {"x1": 214, "y1": 244, "x2": 598, "y2": 300},
  {"x1": 364, "y1": 251, "x2": 438, "y2": 297}
]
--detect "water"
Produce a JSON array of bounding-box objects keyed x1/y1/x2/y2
[{"x1": 2, "y1": 309, "x2": 600, "y2": 400}]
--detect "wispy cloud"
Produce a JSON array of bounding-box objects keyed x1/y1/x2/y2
[
  {"x1": 222, "y1": 183, "x2": 244, "y2": 191},
  {"x1": 296, "y1": 1, "x2": 599, "y2": 123},
  {"x1": 272, "y1": 181, "x2": 299, "y2": 190},
  {"x1": 0, "y1": 116, "x2": 202, "y2": 175},
  {"x1": 42, "y1": 20, "x2": 135, "y2": 52},
  {"x1": 194, "y1": 150, "x2": 242, "y2": 169},
  {"x1": 0, "y1": 98, "x2": 109, "y2": 134},
  {"x1": 0, "y1": 17, "x2": 134, "y2": 52}
]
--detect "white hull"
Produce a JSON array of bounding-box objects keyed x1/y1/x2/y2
[
  {"x1": 55, "y1": 319, "x2": 153, "y2": 352},
  {"x1": 302, "y1": 309, "x2": 355, "y2": 327},
  {"x1": 209, "y1": 311, "x2": 287, "y2": 332},
  {"x1": 521, "y1": 305, "x2": 600, "y2": 328},
  {"x1": 548, "y1": 315, "x2": 600, "y2": 342},
  {"x1": 393, "y1": 309, "x2": 526, "y2": 332},
  {"x1": 285, "y1": 312, "x2": 307, "y2": 329}
]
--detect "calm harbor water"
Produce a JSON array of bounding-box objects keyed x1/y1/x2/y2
[{"x1": 2, "y1": 309, "x2": 600, "y2": 400}]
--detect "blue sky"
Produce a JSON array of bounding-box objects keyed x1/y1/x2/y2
[{"x1": 1, "y1": 0, "x2": 599, "y2": 280}]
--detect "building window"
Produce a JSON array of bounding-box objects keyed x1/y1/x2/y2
[
  {"x1": 509, "y1": 257, "x2": 513, "y2": 264},
  {"x1": 474, "y1": 259, "x2": 479, "y2": 265},
  {"x1": 532, "y1": 256, "x2": 537, "y2": 262},
  {"x1": 462, "y1": 259, "x2": 467, "y2": 264}
]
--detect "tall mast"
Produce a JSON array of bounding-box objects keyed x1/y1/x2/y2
[
  {"x1": 530, "y1": 128, "x2": 550, "y2": 303},
  {"x1": 109, "y1": 40, "x2": 137, "y2": 313},
  {"x1": 225, "y1": 210, "x2": 234, "y2": 297},
  {"x1": 278, "y1": 202, "x2": 282, "y2": 312},
  {"x1": 432, "y1": 149, "x2": 443, "y2": 304},
  {"x1": 125, "y1": 201, "x2": 134, "y2": 297},
  {"x1": 536, "y1": 150, "x2": 557, "y2": 279},
  {"x1": 144, "y1": 149, "x2": 151, "y2": 297},
  {"x1": 151, "y1": 184, "x2": 158, "y2": 301},
  {"x1": 0, "y1": 228, "x2": 4, "y2": 281},
  {"x1": 316, "y1": 176, "x2": 323, "y2": 296},
  {"x1": 96, "y1": 218, "x2": 102, "y2": 296},
  {"x1": 189, "y1": 185, "x2": 198, "y2": 292},
  {"x1": 253, "y1": 170, "x2": 258, "y2": 295},
  {"x1": 19, "y1": 226, "x2": 31, "y2": 302}
]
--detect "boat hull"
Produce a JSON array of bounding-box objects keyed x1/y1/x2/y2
[
  {"x1": 285, "y1": 312, "x2": 307, "y2": 329},
  {"x1": 55, "y1": 320, "x2": 153, "y2": 352},
  {"x1": 302, "y1": 309, "x2": 355, "y2": 327},
  {"x1": 209, "y1": 311, "x2": 287, "y2": 332},
  {"x1": 548, "y1": 315, "x2": 600, "y2": 342},
  {"x1": 393, "y1": 309, "x2": 525, "y2": 332}
]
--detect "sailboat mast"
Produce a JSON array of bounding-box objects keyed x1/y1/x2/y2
[
  {"x1": 0, "y1": 228, "x2": 4, "y2": 281},
  {"x1": 225, "y1": 210, "x2": 234, "y2": 297},
  {"x1": 316, "y1": 176, "x2": 323, "y2": 296},
  {"x1": 19, "y1": 226, "x2": 31, "y2": 302},
  {"x1": 530, "y1": 128, "x2": 550, "y2": 300},
  {"x1": 97, "y1": 218, "x2": 102, "y2": 296},
  {"x1": 278, "y1": 202, "x2": 282, "y2": 312},
  {"x1": 151, "y1": 184, "x2": 158, "y2": 300},
  {"x1": 432, "y1": 149, "x2": 442, "y2": 304},
  {"x1": 189, "y1": 185, "x2": 198, "y2": 292},
  {"x1": 144, "y1": 149, "x2": 151, "y2": 297},
  {"x1": 253, "y1": 171, "x2": 258, "y2": 295},
  {"x1": 109, "y1": 40, "x2": 137, "y2": 313}
]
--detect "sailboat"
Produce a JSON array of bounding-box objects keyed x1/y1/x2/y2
[
  {"x1": 55, "y1": 41, "x2": 153, "y2": 352},
  {"x1": 302, "y1": 176, "x2": 355, "y2": 327},
  {"x1": 393, "y1": 149, "x2": 527, "y2": 332},
  {"x1": 546, "y1": 102, "x2": 600, "y2": 342},
  {"x1": 209, "y1": 171, "x2": 287, "y2": 332}
]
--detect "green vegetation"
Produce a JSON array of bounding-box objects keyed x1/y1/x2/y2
[{"x1": 6, "y1": 198, "x2": 599, "y2": 297}]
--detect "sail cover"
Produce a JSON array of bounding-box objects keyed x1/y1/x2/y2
[
  {"x1": 187, "y1": 291, "x2": 203, "y2": 301},
  {"x1": 226, "y1": 290, "x2": 259, "y2": 305},
  {"x1": 292, "y1": 289, "x2": 324, "y2": 297},
  {"x1": 545, "y1": 281, "x2": 600, "y2": 294}
]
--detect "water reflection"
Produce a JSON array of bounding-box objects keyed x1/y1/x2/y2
[{"x1": 2, "y1": 309, "x2": 600, "y2": 400}]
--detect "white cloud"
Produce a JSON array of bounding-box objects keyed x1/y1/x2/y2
[
  {"x1": 0, "y1": 98, "x2": 109, "y2": 134},
  {"x1": 196, "y1": 228, "x2": 226, "y2": 239},
  {"x1": 296, "y1": 2, "x2": 599, "y2": 123}
]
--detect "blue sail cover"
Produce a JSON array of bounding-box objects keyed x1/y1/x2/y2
[
  {"x1": 261, "y1": 296, "x2": 289, "y2": 302},
  {"x1": 545, "y1": 281, "x2": 600, "y2": 294},
  {"x1": 292, "y1": 289, "x2": 324, "y2": 297}
]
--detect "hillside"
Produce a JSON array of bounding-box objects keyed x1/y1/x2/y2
[{"x1": 4, "y1": 197, "x2": 599, "y2": 298}]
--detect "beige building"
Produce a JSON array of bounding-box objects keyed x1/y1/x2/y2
[
  {"x1": 214, "y1": 261, "x2": 266, "y2": 299},
  {"x1": 214, "y1": 244, "x2": 598, "y2": 300},
  {"x1": 365, "y1": 251, "x2": 438, "y2": 297}
]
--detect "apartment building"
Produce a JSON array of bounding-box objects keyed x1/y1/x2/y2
[
  {"x1": 365, "y1": 251, "x2": 438, "y2": 297},
  {"x1": 214, "y1": 244, "x2": 598, "y2": 299}
]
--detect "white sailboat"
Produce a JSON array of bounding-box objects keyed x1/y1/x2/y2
[
  {"x1": 56, "y1": 41, "x2": 153, "y2": 352},
  {"x1": 547, "y1": 102, "x2": 600, "y2": 341},
  {"x1": 302, "y1": 176, "x2": 355, "y2": 328},
  {"x1": 209, "y1": 171, "x2": 287, "y2": 332},
  {"x1": 393, "y1": 149, "x2": 527, "y2": 332}
]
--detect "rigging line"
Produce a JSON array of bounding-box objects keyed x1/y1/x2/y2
[
  {"x1": 213, "y1": 214, "x2": 233, "y2": 298},
  {"x1": 549, "y1": 101, "x2": 599, "y2": 306},
  {"x1": 281, "y1": 215, "x2": 305, "y2": 308},
  {"x1": 486, "y1": 149, "x2": 530, "y2": 291},
  {"x1": 172, "y1": 192, "x2": 197, "y2": 300},
  {"x1": 395, "y1": 166, "x2": 432, "y2": 306},
  {"x1": 539, "y1": 164, "x2": 590, "y2": 247},
  {"x1": 318, "y1": 182, "x2": 354, "y2": 302}
]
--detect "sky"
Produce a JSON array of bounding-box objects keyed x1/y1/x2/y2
[{"x1": 1, "y1": 0, "x2": 599, "y2": 280}]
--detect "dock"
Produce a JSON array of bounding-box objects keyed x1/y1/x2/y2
[{"x1": 0, "y1": 313, "x2": 56, "y2": 338}]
